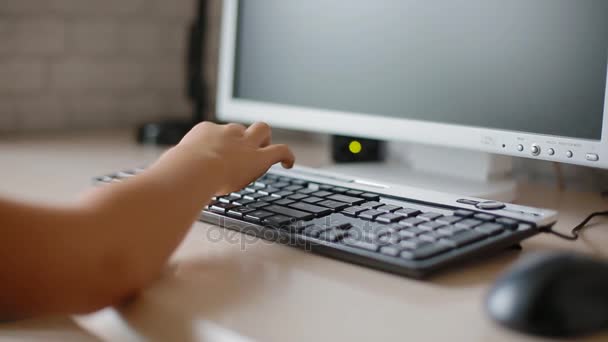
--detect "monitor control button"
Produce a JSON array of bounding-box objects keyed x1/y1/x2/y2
[
  {"x1": 566, "y1": 150, "x2": 574, "y2": 158},
  {"x1": 530, "y1": 144, "x2": 541, "y2": 156},
  {"x1": 476, "y1": 201, "x2": 506, "y2": 210},
  {"x1": 547, "y1": 148, "x2": 555, "y2": 156},
  {"x1": 517, "y1": 144, "x2": 524, "y2": 152},
  {"x1": 586, "y1": 153, "x2": 599, "y2": 162}
]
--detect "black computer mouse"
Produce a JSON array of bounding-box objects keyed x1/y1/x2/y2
[{"x1": 486, "y1": 252, "x2": 608, "y2": 339}]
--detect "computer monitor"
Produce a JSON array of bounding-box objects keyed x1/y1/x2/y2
[{"x1": 217, "y1": 0, "x2": 608, "y2": 170}]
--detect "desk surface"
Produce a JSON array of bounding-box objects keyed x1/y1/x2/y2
[{"x1": 1, "y1": 129, "x2": 607, "y2": 342}]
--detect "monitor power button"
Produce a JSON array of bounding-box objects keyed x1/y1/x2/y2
[
  {"x1": 530, "y1": 144, "x2": 541, "y2": 156},
  {"x1": 586, "y1": 153, "x2": 599, "y2": 162}
]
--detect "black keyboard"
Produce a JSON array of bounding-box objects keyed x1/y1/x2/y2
[{"x1": 95, "y1": 167, "x2": 557, "y2": 278}]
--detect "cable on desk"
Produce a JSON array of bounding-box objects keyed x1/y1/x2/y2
[{"x1": 543, "y1": 210, "x2": 608, "y2": 241}]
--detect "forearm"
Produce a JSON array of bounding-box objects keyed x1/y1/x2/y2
[
  {"x1": 0, "y1": 148, "x2": 220, "y2": 317},
  {"x1": 80, "y1": 147, "x2": 221, "y2": 288}
]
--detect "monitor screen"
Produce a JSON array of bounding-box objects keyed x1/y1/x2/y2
[{"x1": 233, "y1": 0, "x2": 608, "y2": 141}]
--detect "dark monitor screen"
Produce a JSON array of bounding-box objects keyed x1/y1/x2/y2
[{"x1": 233, "y1": 0, "x2": 608, "y2": 140}]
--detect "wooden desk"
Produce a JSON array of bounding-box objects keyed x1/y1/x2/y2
[{"x1": 1, "y1": 130, "x2": 607, "y2": 342}]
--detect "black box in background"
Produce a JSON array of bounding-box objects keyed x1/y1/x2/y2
[{"x1": 331, "y1": 135, "x2": 385, "y2": 163}]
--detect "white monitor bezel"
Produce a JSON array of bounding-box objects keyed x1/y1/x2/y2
[{"x1": 217, "y1": 0, "x2": 608, "y2": 169}]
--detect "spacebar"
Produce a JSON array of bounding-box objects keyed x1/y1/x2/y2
[{"x1": 264, "y1": 205, "x2": 314, "y2": 220}]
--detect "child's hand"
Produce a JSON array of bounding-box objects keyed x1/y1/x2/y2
[{"x1": 175, "y1": 121, "x2": 295, "y2": 195}]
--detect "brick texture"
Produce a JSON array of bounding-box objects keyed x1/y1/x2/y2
[{"x1": 0, "y1": 0, "x2": 219, "y2": 132}]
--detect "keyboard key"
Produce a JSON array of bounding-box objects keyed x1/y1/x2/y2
[
  {"x1": 272, "y1": 182, "x2": 291, "y2": 189},
  {"x1": 226, "y1": 206, "x2": 256, "y2": 218},
  {"x1": 342, "y1": 238, "x2": 380, "y2": 252},
  {"x1": 232, "y1": 198, "x2": 256, "y2": 206},
  {"x1": 258, "y1": 196, "x2": 279, "y2": 203},
  {"x1": 398, "y1": 227, "x2": 425, "y2": 238},
  {"x1": 359, "y1": 209, "x2": 384, "y2": 220},
  {"x1": 401, "y1": 244, "x2": 451, "y2": 260},
  {"x1": 455, "y1": 219, "x2": 483, "y2": 229},
  {"x1": 278, "y1": 177, "x2": 292, "y2": 183},
  {"x1": 317, "y1": 200, "x2": 350, "y2": 211},
  {"x1": 341, "y1": 205, "x2": 367, "y2": 217},
  {"x1": 436, "y1": 225, "x2": 467, "y2": 237},
  {"x1": 475, "y1": 222, "x2": 505, "y2": 236},
  {"x1": 378, "y1": 232, "x2": 401, "y2": 244},
  {"x1": 361, "y1": 193, "x2": 380, "y2": 201},
  {"x1": 254, "y1": 179, "x2": 274, "y2": 188},
  {"x1": 302, "y1": 225, "x2": 329, "y2": 238},
  {"x1": 349, "y1": 223, "x2": 391, "y2": 240},
  {"x1": 496, "y1": 217, "x2": 519, "y2": 230},
  {"x1": 418, "y1": 221, "x2": 445, "y2": 231},
  {"x1": 231, "y1": 190, "x2": 250, "y2": 198},
  {"x1": 264, "y1": 205, "x2": 314, "y2": 220},
  {"x1": 377, "y1": 205, "x2": 401, "y2": 213},
  {"x1": 418, "y1": 232, "x2": 443, "y2": 242},
  {"x1": 274, "y1": 199, "x2": 296, "y2": 206},
  {"x1": 380, "y1": 245, "x2": 402, "y2": 257},
  {"x1": 332, "y1": 187, "x2": 349, "y2": 194},
  {"x1": 289, "y1": 202, "x2": 333, "y2": 217},
  {"x1": 298, "y1": 188, "x2": 317, "y2": 195},
  {"x1": 319, "y1": 229, "x2": 349, "y2": 242},
  {"x1": 308, "y1": 183, "x2": 321, "y2": 190},
  {"x1": 454, "y1": 209, "x2": 475, "y2": 217},
  {"x1": 346, "y1": 190, "x2": 363, "y2": 197},
  {"x1": 264, "y1": 215, "x2": 294, "y2": 227},
  {"x1": 265, "y1": 173, "x2": 279, "y2": 180},
  {"x1": 436, "y1": 216, "x2": 462, "y2": 225},
  {"x1": 439, "y1": 230, "x2": 486, "y2": 247},
  {"x1": 399, "y1": 217, "x2": 426, "y2": 227},
  {"x1": 309, "y1": 214, "x2": 353, "y2": 230},
  {"x1": 517, "y1": 223, "x2": 534, "y2": 231},
  {"x1": 258, "y1": 187, "x2": 280, "y2": 195},
  {"x1": 218, "y1": 195, "x2": 240, "y2": 204},
  {"x1": 418, "y1": 212, "x2": 443, "y2": 221},
  {"x1": 360, "y1": 201, "x2": 383, "y2": 209},
  {"x1": 244, "y1": 210, "x2": 274, "y2": 223},
  {"x1": 247, "y1": 202, "x2": 270, "y2": 209},
  {"x1": 291, "y1": 179, "x2": 307, "y2": 186},
  {"x1": 244, "y1": 192, "x2": 266, "y2": 200},
  {"x1": 249, "y1": 182, "x2": 265, "y2": 189},
  {"x1": 312, "y1": 191, "x2": 334, "y2": 198},
  {"x1": 474, "y1": 213, "x2": 495, "y2": 221},
  {"x1": 399, "y1": 238, "x2": 430, "y2": 249},
  {"x1": 383, "y1": 223, "x2": 403, "y2": 232},
  {"x1": 210, "y1": 202, "x2": 238, "y2": 214},
  {"x1": 376, "y1": 213, "x2": 405, "y2": 223},
  {"x1": 394, "y1": 208, "x2": 422, "y2": 217},
  {"x1": 284, "y1": 185, "x2": 304, "y2": 192},
  {"x1": 302, "y1": 196, "x2": 324, "y2": 204},
  {"x1": 319, "y1": 184, "x2": 334, "y2": 191},
  {"x1": 271, "y1": 190, "x2": 294, "y2": 198},
  {"x1": 288, "y1": 193, "x2": 309, "y2": 201},
  {"x1": 327, "y1": 194, "x2": 365, "y2": 205}
]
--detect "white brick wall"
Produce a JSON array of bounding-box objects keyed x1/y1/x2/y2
[{"x1": 0, "y1": 0, "x2": 220, "y2": 133}]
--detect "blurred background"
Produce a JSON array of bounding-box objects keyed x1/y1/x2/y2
[
  {"x1": 0, "y1": 0, "x2": 220, "y2": 132},
  {"x1": 0, "y1": 0, "x2": 606, "y2": 192}
]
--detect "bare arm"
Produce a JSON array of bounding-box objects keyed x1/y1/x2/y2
[{"x1": 0, "y1": 122, "x2": 294, "y2": 319}]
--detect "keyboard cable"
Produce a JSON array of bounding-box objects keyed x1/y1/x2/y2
[{"x1": 543, "y1": 210, "x2": 608, "y2": 241}]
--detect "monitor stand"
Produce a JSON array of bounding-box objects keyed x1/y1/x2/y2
[{"x1": 324, "y1": 142, "x2": 517, "y2": 202}]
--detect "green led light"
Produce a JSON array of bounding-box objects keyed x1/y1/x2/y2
[{"x1": 349, "y1": 140, "x2": 362, "y2": 154}]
